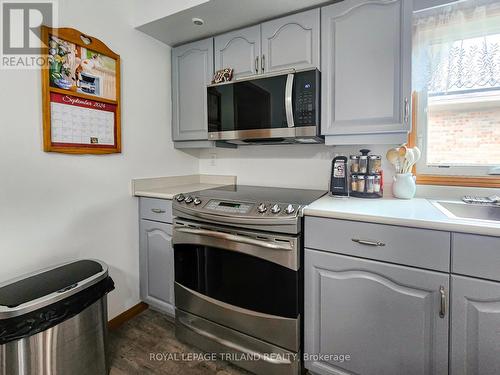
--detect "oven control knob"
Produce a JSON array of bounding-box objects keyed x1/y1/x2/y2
[
  {"x1": 271, "y1": 204, "x2": 281, "y2": 214},
  {"x1": 285, "y1": 204, "x2": 295, "y2": 214},
  {"x1": 175, "y1": 194, "x2": 185, "y2": 202},
  {"x1": 184, "y1": 195, "x2": 194, "y2": 204},
  {"x1": 257, "y1": 203, "x2": 267, "y2": 213},
  {"x1": 193, "y1": 197, "x2": 202, "y2": 205}
]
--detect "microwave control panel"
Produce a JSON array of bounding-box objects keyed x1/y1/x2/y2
[{"x1": 294, "y1": 69, "x2": 319, "y2": 126}]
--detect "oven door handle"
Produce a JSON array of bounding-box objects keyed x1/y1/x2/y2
[
  {"x1": 285, "y1": 73, "x2": 295, "y2": 128},
  {"x1": 174, "y1": 227, "x2": 293, "y2": 251}
]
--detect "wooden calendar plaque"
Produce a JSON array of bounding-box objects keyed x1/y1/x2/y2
[{"x1": 41, "y1": 26, "x2": 121, "y2": 154}]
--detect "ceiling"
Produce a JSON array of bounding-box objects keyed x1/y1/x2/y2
[{"x1": 136, "y1": 0, "x2": 337, "y2": 46}]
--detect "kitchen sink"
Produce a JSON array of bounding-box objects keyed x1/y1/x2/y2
[{"x1": 432, "y1": 201, "x2": 500, "y2": 222}]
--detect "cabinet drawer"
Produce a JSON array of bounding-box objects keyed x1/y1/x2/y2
[
  {"x1": 452, "y1": 233, "x2": 500, "y2": 282},
  {"x1": 305, "y1": 217, "x2": 450, "y2": 272},
  {"x1": 140, "y1": 197, "x2": 172, "y2": 223}
]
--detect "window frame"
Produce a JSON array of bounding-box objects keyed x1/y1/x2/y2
[{"x1": 409, "y1": 92, "x2": 500, "y2": 188}]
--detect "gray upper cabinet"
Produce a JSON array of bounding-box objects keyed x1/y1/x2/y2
[
  {"x1": 451, "y1": 275, "x2": 500, "y2": 375},
  {"x1": 261, "y1": 9, "x2": 320, "y2": 73},
  {"x1": 215, "y1": 25, "x2": 261, "y2": 79},
  {"x1": 305, "y1": 249, "x2": 449, "y2": 375},
  {"x1": 139, "y1": 218, "x2": 175, "y2": 316},
  {"x1": 321, "y1": 0, "x2": 412, "y2": 144},
  {"x1": 172, "y1": 38, "x2": 214, "y2": 141}
]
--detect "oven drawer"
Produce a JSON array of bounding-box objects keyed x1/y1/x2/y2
[
  {"x1": 305, "y1": 217, "x2": 450, "y2": 272},
  {"x1": 452, "y1": 233, "x2": 500, "y2": 282},
  {"x1": 176, "y1": 309, "x2": 301, "y2": 375},
  {"x1": 140, "y1": 197, "x2": 172, "y2": 223}
]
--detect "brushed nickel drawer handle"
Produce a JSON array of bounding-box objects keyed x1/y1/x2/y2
[
  {"x1": 439, "y1": 286, "x2": 446, "y2": 318},
  {"x1": 151, "y1": 208, "x2": 166, "y2": 214},
  {"x1": 352, "y1": 238, "x2": 386, "y2": 247}
]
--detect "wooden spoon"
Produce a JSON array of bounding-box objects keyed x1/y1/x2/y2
[
  {"x1": 398, "y1": 145, "x2": 407, "y2": 173},
  {"x1": 386, "y1": 148, "x2": 400, "y2": 172},
  {"x1": 412, "y1": 147, "x2": 421, "y2": 164},
  {"x1": 404, "y1": 148, "x2": 415, "y2": 173}
]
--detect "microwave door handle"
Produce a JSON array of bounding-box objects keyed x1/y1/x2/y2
[{"x1": 285, "y1": 73, "x2": 295, "y2": 128}]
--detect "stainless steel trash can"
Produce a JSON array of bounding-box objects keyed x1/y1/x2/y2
[{"x1": 0, "y1": 260, "x2": 115, "y2": 375}]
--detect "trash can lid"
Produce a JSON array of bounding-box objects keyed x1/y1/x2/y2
[{"x1": 0, "y1": 260, "x2": 108, "y2": 318}]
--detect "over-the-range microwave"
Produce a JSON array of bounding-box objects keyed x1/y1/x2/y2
[{"x1": 207, "y1": 68, "x2": 322, "y2": 145}]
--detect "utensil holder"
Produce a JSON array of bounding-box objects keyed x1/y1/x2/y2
[{"x1": 392, "y1": 173, "x2": 416, "y2": 199}]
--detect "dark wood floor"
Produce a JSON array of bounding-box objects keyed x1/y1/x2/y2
[{"x1": 109, "y1": 308, "x2": 250, "y2": 375}]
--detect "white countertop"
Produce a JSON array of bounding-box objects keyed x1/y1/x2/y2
[
  {"x1": 132, "y1": 174, "x2": 236, "y2": 200},
  {"x1": 304, "y1": 195, "x2": 500, "y2": 237}
]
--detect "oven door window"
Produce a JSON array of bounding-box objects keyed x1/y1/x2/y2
[
  {"x1": 208, "y1": 75, "x2": 288, "y2": 133},
  {"x1": 174, "y1": 244, "x2": 299, "y2": 319}
]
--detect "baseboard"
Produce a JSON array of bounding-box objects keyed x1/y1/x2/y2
[{"x1": 108, "y1": 302, "x2": 149, "y2": 330}]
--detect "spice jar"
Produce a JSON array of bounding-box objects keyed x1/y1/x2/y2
[
  {"x1": 350, "y1": 174, "x2": 358, "y2": 192},
  {"x1": 359, "y1": 155, "x2": 368, "y2": 174},
  {"x1": 350, "y1": 155, "x2": 360, "y2": 173},
  {"x1": 356, "y1": 175, "x2": 366, "y2": 193},
  {"x1": 368, "y1": 155, "x2": 382, "y2": 174},
  {"x1": 366, "y1": 175, "x2": 375, "y2": 193},
  {"x1": 373, "y1": 174, "x2": 382, "y2": 194}
]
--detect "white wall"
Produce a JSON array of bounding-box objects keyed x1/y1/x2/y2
[
  {"x1": 0, "y1": 0, "x2": 198, "y2": 319},
  {"x1": 198, "y1": 145, "x2": 396, "y2": 190}
]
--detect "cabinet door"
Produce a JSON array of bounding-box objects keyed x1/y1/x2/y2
[
  {"x1": 172, "y1": 38, "x2": 214, "y2": 141},
  {"x1": 451, "y1": 275, "x2": 500, "y2": 375},
  {"x1": 261, "y1": 9, "x2": 320, "y2": 73},
  {"x1": 140, "y1": 219, "x2": 174, "y2": 315},
  {"x1": 305, "y1": 249, "x2": 449, "y2": 375},
  {"x1": 215, "y1": 25, "x2": 261, "y2": 79},
  {"x1": 321, "y1": 0, "x2": 412, "y2": 137}
]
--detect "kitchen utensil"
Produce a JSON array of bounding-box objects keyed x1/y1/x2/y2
[
  {"x1": 386, "y1": 148, "x2": 400, "y2": 172},
  {"x1": 398, "y1": 145, "x2": 407, "y2": 173},
  {"x1": 412, "y1": 147, "x2": 421, "y2": 164},
  {"x1": 404, "y1": 147, "x2": 421, "y2": 173},
  {"x1": 404, "y1": 148, "x2": 415, "y2": 173}
]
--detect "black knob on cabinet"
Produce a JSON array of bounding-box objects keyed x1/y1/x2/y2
[
  {"x1": 184, "y1": 196, "x2": 194, "y2": 204},
  {"x1": 176, "y1": 194, "x2": 185, "y2": 202}
]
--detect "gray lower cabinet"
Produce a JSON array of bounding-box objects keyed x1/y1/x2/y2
[
  {"x1": 172, "y1": 38, "x2": 214, "y2": 141},
  {"x1": 139, "y1": 219, "x2": 175, "y2": 316},
  {"x1": 215, "y1": 25, "x2": 261, "y2": 79},
  {"x1": 305, "y1": 248, "x2": 449, "y2": 375},
  {"x1": 261, "y1": 8, "x2": 320, "y2": 73},
  {"x1": 451, "y1": 275, "x2": 500, "y2": 375},
  {"x1": 321, "y1": 0, "x2": 412, "y2": 144}
]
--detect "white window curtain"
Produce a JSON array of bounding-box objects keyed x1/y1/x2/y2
[{"x1": 413, "y1": 0, "x2": 500, "y2": 94}]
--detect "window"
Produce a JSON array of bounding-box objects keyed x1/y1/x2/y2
[{"x1": 412, "y1": 0, "x2": 500, "y2": 185}]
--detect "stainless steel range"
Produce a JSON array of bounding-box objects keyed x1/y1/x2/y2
[{"x1": 172, "y1": 185, "x2": 326, "y2": 375}]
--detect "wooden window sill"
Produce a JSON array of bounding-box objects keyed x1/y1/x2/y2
[{"x1": 416, "y1": 175, "x2": 500, "y2": 188}]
